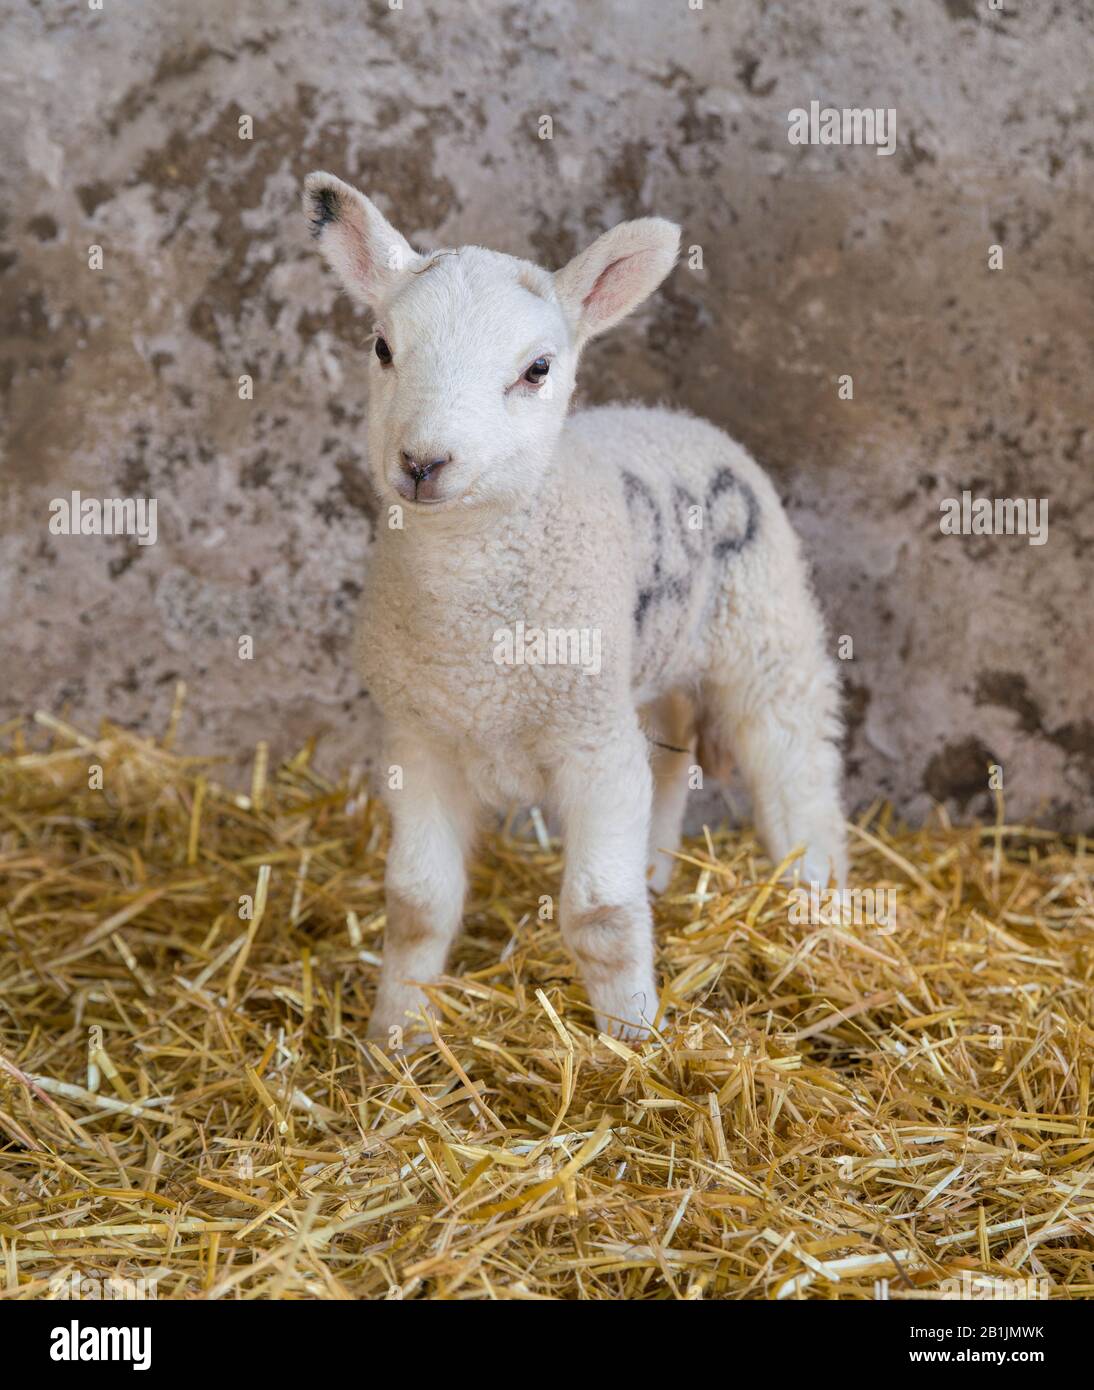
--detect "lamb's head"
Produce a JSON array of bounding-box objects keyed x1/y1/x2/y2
[{"x1": 303, "y1": 172, "x2": 680, "y2": 515}]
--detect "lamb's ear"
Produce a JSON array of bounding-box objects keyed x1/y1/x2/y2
[
  {"x1": 303, "y1": 171, "x2": 423, "y2": 307},
  {"x1": 553, "y1": 218, "x2": 680, "y2": 347}
]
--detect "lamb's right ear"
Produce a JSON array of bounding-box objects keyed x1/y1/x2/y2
[{"x1": 302, "y1": 172, "x2": 422, "y2": 307}]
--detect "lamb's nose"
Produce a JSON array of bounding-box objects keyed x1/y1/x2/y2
[{"x1": 400, "y1": 451, "x2": 450, "y2": 483}]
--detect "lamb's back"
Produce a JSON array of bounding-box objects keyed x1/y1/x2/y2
[{"x1": 561, "y1": 405, "x2": 783, "y2": 695}]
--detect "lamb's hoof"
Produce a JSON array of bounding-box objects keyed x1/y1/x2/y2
[
  {"x1": 646, "y1": 855, "x2": 675, "y2": 896},
  {"x1": 366, "y1": 1005, "x2": 436, "y2": 1058},
  {"x1": 366, "y1": 1031, "x2": 434, "y2": 1066},
  {"x1": 794, "y1": 848, "x2": 846, "y2": 892},
  {"x1": 595, "y1": 979, "x2": 661, "y2": 1042},
  {"x1": 607, "y1": 1019, "x2": 654, "y2": 1044}
]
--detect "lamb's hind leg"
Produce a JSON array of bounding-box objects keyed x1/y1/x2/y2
[
  {"x1": 640, "y1": 690, "x2": 696, "y2": 895},
  {"x1": 703, "y1": 545, "x2": 847, "y2": 888}
]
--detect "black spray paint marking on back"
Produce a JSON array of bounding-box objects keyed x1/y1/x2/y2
[{"x1": 622, "y1": 466, "x2": 759, "y2": 629}]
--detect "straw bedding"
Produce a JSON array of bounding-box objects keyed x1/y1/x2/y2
[{"x1": 1, "y1": 694, "x2": 1092, "y2": 1300}]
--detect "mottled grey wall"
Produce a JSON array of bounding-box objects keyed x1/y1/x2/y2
[{"x1": 2, "y1": 0, "x2": 1091, "y2": 827}]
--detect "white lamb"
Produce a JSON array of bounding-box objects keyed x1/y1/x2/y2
[{"x1": 303, "y1": 172, "x2": 847, "y2": 1043}]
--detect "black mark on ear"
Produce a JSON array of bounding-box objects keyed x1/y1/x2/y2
[{"x1": 308, "y1": 186, "x2": 340, "y2": 239}]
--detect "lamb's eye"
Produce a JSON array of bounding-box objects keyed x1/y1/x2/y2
[
  {"x1": 523, "y1": 356, "x2": 549, "y2": 384},
  {"x1": 375, "y1": 337, "x2": 392, "y2": 366}
]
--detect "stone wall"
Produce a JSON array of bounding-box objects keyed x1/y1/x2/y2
[{"x1": 2, "y1": 0, "x2": 1091, "y2": 827}]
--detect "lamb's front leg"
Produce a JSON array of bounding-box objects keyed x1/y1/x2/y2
[
  {"x1": 554, "y1": 725, "x2": 660, "y2": 1039},
  {"x1": 369, "y1": 739, "x2": 475, "y2": 1049}
]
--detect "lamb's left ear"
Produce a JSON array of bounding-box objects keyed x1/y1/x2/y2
[
  {"x1": 302, "y1": 171, "x2": 423, "y2": 308},
  {"x1": 553, "y1": 218, "x2": 680, "y2": 347}
]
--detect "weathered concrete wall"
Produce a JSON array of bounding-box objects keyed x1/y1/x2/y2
[{"x1": 2, "y1": 0, "x2": 1091, "y2": 827}]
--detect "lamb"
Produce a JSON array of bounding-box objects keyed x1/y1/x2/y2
[{"x1": 303, "y1": 171, "x2": 847, "y2": 1044}]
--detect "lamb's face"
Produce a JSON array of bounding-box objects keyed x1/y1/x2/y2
[
  {"x1": 366, "y1": 248, "x2": 575, "y2": 512},
  {"x1": 304, "y1": 172, "x2": 680, "y2": 519}
]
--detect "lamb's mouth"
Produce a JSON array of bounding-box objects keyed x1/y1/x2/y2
[
  {"x1": 402, "y1": 492, "x2": 450, "y2": 508},
  {"x1": 391, "y1": 478, "x2": 448, "y2": 506}
]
